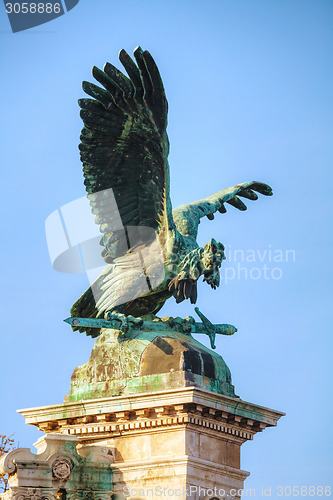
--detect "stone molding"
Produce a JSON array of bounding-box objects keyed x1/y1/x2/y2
[
  {"x1": 17, "y1": 387, "x2": 284, "y2": 442},
  {"x1": 59, "y1": 406, "x2": 256, "y2": 441},
  {"x1": 110, "y1": 455, "x2": 249, "y2": 479},
  {"x1": 110, "y1": 455, "x2": 250, "y2": 500}
]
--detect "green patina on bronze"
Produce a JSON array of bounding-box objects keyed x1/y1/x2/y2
[
  {"x1": 67, "y1": 326, "x2": 236, "y2": 402},
  {"x1": 70, "y1": 46, "x2": 272, "y2": 338},
  {"x1": 66, "y1": 309, "x2": 237, "y2": 349},
  {"x1": 64, "y1": 47, "x2": 273, "y2": 401},
  {"x1": 56, "y1": 440, "x2": 113, "y2": 493}
]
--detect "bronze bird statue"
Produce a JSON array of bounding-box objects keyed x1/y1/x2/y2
[{"x1": 70, "y1": 47, "x2": 272, "y2": 337}]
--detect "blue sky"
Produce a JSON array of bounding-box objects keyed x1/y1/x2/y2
[{"x1": 0, "y1": 0, "x2": 332, "y2": 496}]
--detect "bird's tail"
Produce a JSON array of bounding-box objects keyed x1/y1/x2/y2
[{"x1": 70, "y1": 280, "x2": 105, "y2": 337}]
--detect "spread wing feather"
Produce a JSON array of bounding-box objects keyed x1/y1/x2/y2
[
  {"x1": 172, "y1": 181, "x2": 273, "y2": 239},
  {"x1": 79, "y1": 47, "x2": 173, "y2": 264}
]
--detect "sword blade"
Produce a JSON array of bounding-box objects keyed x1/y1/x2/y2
[
  {"x1": 193, "y1": 323, "x2": 237, "y2": 336},
  {"x1": 64, "y1": 317, "x2": 113, "y2": 329}
]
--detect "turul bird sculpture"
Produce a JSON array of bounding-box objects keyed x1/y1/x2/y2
[{"x1": 70, "y1": 47, "x2": 272, "y2": 338}]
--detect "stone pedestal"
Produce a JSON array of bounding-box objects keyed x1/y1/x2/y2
[
  {"x1": 16, "y1": 387, "x2": 284, "y2": 500},
  {"x1": 2, "y1": 327, "x2": 284, "y2": 500},
  {"x1": 65, "y1": 327, "x2": 237, "y2": 401}
]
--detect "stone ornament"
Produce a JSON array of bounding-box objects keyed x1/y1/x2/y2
[
  {"x1": 10, "y1": 488, "x2": 57, "y2": 500},
  {"x1": 0, "y1": 435, "x2": 113, "y2": 500},
  {"x1": 51, "y1": 458, "x2": 72, "y2": 481},
  {"x1": 15, "y1": 488, "x2": 42, "y2": 500}
]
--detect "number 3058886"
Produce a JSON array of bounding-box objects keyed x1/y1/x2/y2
[{"x1": 5, "y1": 3, "x2": 61, "y2": 14}]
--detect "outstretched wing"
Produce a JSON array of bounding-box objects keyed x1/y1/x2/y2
[
  {"x1": 79, "y1": 46, "x2": 173, "y2": 263},
  {"x1": 172, "y1": 181, "x2": 273, "y2": 239}
]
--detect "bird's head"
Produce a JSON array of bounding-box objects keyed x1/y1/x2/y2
[{"x1": 202, "y1": 238, "x2": 226, "y2": 289}]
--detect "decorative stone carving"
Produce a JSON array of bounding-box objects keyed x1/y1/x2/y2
[
  {"x1": 9, "y1": 487, "x2": 57, "y2": 500},
  {"x1": 0, "y1": 435, "x2": 113, "y2": 500},
  {"x1": 51, "y1": 459, "x2": 71, "y2": 481},
  {"x1": 0, "y1": 448, "x2": 36, "y2": 476}
]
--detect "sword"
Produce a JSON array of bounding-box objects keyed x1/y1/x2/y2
[
  {"x1": 65, "y1": 317, "x2": 121, "y2": 330},
  {"x1": 64, "y1": 309, "x2": 237, "y2": 350},
  {"x1": 193, "y1": 307, "x2": 237, "y2": 349}
]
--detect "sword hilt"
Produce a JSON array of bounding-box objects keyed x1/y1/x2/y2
[{"x1": 194, "y1": 307, "x2": 217, "y2": 349}]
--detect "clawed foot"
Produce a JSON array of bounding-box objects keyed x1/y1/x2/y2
[
  {"x1": 105, "y1": 310, "x2": 143, "y2": 334},
  {"x1": 160, "y1": 315, "x2": 195, "y2": 334}
]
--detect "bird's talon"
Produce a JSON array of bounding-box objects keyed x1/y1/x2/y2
[{"x1": 105, "y1": 311, "x2": 143, "y2": 334}]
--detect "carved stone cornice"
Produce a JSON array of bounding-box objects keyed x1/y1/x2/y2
[{"x1": 17, "y1": 387, "x2": 284, "y2": 443}]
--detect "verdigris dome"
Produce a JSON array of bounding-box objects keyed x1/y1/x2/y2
[{"x1": 66, "y1": 327, "x2": 236, "y2": 402}]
